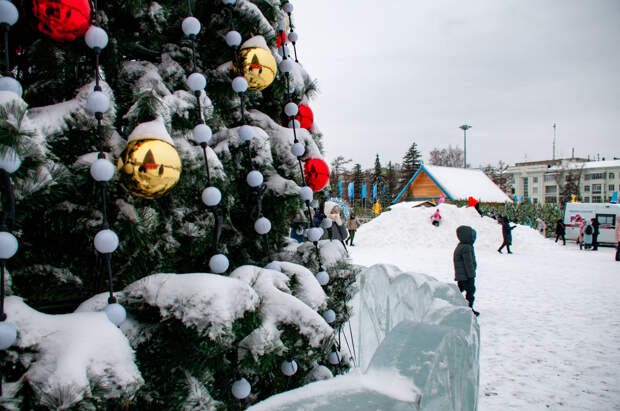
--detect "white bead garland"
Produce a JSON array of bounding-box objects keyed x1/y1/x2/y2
[
  {"x1": 225, "y1": 30, "x2": 242, "y2": 47},
  {"x1": 0, "y1": 76, "x2": 22, "y2": 97},
  {"x1": 328, "y1": 350, "x2": 341, "y2": 365},
  {"x1": 299, "y1": 186, "x2": 313, "y2": 202},
  {"x1": 323, "y1": 309, "x2": 336, "y2": 324},
  {"x1": 182, "y1": 16, "x2": 201, "y2": 36},
  {"x1": 104, "y1": 303, "x2": 127, "y2": 326},
  {"x1": 202, "y1": 186, "x2": 222, "y2": 207},
  {"x1": 193, "y1": 123, "x2": 212, "y2": 145},
  {"x1": 284, "y1": 102, "x2": 298, "y2": 117},
  {"x1": 0, "y1": 322, "x2": 17, "y2": 350},
  {"x1": 316, "y1": 270, "x2": 329, "y2": 286},
  {"x1": 90, "y1": 158, "x2": 115, "y2": 182},
  {"x1": 232, "y1": 76, "x2": 248, "y2": 93},
  {"x1": 239, "y1": 125, "x2": 254, "y2": 142},
  {"x1": 280, "y1": 359, "x2": 298, "y2": 376},
  {"x1": 231, "y1": 377, "x2": 251, "y2": 399},
  {"x1": 87, "y1": 91, "x2": 111, "y2": 114},
  {"x1": 94, "y1": 229, "x2": 119, "y2": 254},
  {"x1": 0, "y1": 0, "x2": 19, "y2": 26},
  {"x1": 0, "y1": 231, "x2": 18, "y2": 259},
  {"x1": 85, "y1": 26, "x2": 109, "y2": 50},
  {"x1": 291, "y1": 142, "x2": 304, "y2": 157},
  {"x1": 187, "y1": 72, "x2": 207, "y2": 91},
  {"x1": 0, "y1": 147, "x2": 21, "y2": 173},
  {"x1": 254, "y1": 217, "x2": 272, "y2": 235},
  {"x1": 209, "y1": 253, "x2": 229, "y2": 274},
  {"x1": 246, "y1": 170, "x2": 263, "y2": 188}
]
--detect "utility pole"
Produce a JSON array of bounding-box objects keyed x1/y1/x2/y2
[
  {"x1": 459, "y1": 124, "x2": 472, "y2": 168},
  {"x1": 552, "y1": 123, "x2": 557, "y2": 160}
]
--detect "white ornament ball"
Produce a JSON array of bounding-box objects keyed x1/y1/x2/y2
[
  {"x1": 239, "y1": 125, "x2": 254, "y2": 142},
  {"x1": 232, "y1": 76, "x2": 248, "y2": 93},
  {"x1": 323, "y1": 309, "x2": 336, "y2": 324},
  {"x1": 320, "y1": 218, "x2": 332, "y2": 229},
  {"x1": 254, "y1": 217, "x2": 271, "y2": 235},
  {"x1": 316, "y1": 270, "x2": 329, "y2": 286},
  {"x1": 328, "y1": 350, "x2": 341, "y2": 365},
  {"x1": 279, "y1": 59, "x2": 294, "y2": 74},
  {"x1": 187, "y1": 72, "x2": 207, "y2": 91},
  {"x1": 94, "y1": 229, "x2": 119, "y2": 254},
  {"x1": 288, "y1": 119, "x2": 300, "y2": 129},
  {"x1": 284, "y1": 102, "x2": 298, "y2": 117},
  {"x1": 231, "y1": 377, "x2": 251, "y2": 399},
  {"x1": 0, "y1": 76, "x2": 22, "y2": 97},
  {"x1": 283, "y1": 2, "x2": 294, "y2": 14},
  {"x1": 202, "y1": 186, "x2": 222, "y2": 207},
  {"x1": 246, "y1": 170, "x2": 263, "y2": 188},
  {"x1": 193, "y1": 123, "x2": 212, "y2": 144},
  {"x1": 265, "y1": 261, "x2": 282, "y2": 271},
  {"x1": 182, "y1": 16, "x2": 201, "y2": 36},
  {"x1": 0, "y1": 146, "x2": 21, "y2": 173},
  {"x1": 288, "y1": 31, "x2": 298, "y2": 43},
  {"x1": 281, "y1": 359, "x2": 298, "y2": 376},
  {"x1": 85, "y1": 25, "x2": 109, "y2": 49},
  {"x1": 87, "y1": 90, "x2": 110, "y2": 113},
  {"x1": 0, "y1": 0, "x2": 19, "y2": 26},
  {"x1": 90, "y1": 158, "x2": 115, "y2": 182},
  {"x1": 0, "y1": 231, "x2": 18, "y2": 259},
  {"x1": 299, "y1": 186, "x2": 313, "y2": 202},
  {"x1": 225, "y1": 30, "x2": 242, "y2": 47},
  {"x1": 291, "y1": 142, "x2": 304, "y2": 157},
  {"x1": 306, "y1": 227, "x2": 322, "y2": 242},
  {"x1": 104, "y1": 303, "x2": 127, "y2": 326},
  {"x1": 209, "y1": 253, "x2": 229, "y2": 274},
  {"x1": 0, "y1": 322, "x2": 17, "y2": 350}
]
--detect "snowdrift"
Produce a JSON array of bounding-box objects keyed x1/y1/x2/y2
[{"x1": 358, "y1": 202, "x2": 551, "y2": 253}]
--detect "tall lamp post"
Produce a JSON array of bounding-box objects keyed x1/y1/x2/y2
[{"x1": 459, "y1": 124, "x2": 472, "y2": 168}]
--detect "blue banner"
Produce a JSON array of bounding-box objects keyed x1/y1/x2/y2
[
  {"x1": 520, "y1": 196, "x2": 524, "y2": 203},
  {"x1": 348, "y1": 182, "x2": 354, "y2": 198},
  {"x1": 361, "y1": 184, "x2": 367, "y2": 198},
  {"x1": 611, "y1": 192, "x2": 618, "y2": 204},
  {"x1": 372, "y1": 184, "x2": 377, "y2": 200},
  {"x1": 338, "y1": 181, "x2": 342, "y2": 197}
]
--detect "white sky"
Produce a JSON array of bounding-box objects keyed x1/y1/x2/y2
[{"x1": 293, "y1": 0, "x2": 620, "y2": 170}]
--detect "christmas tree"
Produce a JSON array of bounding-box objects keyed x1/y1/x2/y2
[{"x1": 0, "y1": 0, "x2": 355, "y2": 408}]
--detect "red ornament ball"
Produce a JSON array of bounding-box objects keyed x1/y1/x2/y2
[
  {"x1": 295, "y1": 104, "x2": 314, "y2": 130},
  {"x1": 32, "y1": 0, "x2": 92, "y2": 42},
  {"x1": 304, "y1": 158, "x2": 329, "y2": 192},
  {"x1": 276, "y1": 30, "x2": 286, "y2": 47}
]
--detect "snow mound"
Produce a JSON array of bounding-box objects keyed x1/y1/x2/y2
[
  {"x1": 4, "y1": 297, "x2": 143, "y2": 408},
  {"x1": 358, "y1": 203, "x2": 550, "y2": 252}
]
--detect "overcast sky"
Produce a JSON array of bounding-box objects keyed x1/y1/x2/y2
[{"x1": 293, "y1": 0, "x2": 620, "y2": 170}]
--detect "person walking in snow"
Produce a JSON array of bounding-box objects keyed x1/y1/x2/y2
[
  {"x1": 430, "y1": 209, "x2": 442, "y2": 227},
  {"x1": 582, "y1": 220, "x2": 594, "y2": 250},
  {"x1": 615, "y1": 216, "x2": 620, "y2": 261},
  {"x1": 591, "y1": 217, "x2": 600, "y2": 251},
  {"x1": 555, "y1": 219, "x2": 566, "y2": 245},
  {"x1": 453, "y1": 225, "x2": 479, "y2": 316},
  {"x1": 346, "y1": 213, "x2": 360, "y2": 246},
  {"x1": 498, "y1": 216, "x2": 516, "y2": 254}
]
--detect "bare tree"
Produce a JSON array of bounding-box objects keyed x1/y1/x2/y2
[
  {"x1": 483, "y1": 161, "x2": 511, "y2": 194},
  {"x1": 330, "y1": 155, "x2": 352, "y2": 193},
  {"x1": 429, "y1": 145, "x2": 465, "y2": 167}
]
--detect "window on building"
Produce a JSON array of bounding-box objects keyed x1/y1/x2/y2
[
  {"x1": 592, "y1": 184, "x2": 602, "y2": 194},
  {"x1": 544, "y1": 196, "x2": 557, "y2": 203},
  {"x1": 533, "y1": 187, "x2": 538, "y2": 194},
  {"x1": 584, "y1": 185, "x2": 590, "y2": 192},
  {"x1": 609, "y1": 185, "x2": 615, "y2": 192},
  {"x1": 533, "y1": 177, "x2": 538, "y2": 183},
  {"x1": 544, "y1": 185, "x2": 557, "y2": 193},
  {"x1": 584, "y1": 197, "x2": 590, "y2": 202},
  {"x1": 543, "y1": 174, "x2": 556, "y2": 182},
  {"x1": 522, "y1": 177, "x2": 529, "y2": 199},
  {"x1": 585, "y1": 173, "x2": 605, "y2": 180},
  {"x1": 592, "y1": 196, "x2": 602, "y2": 203},
  {"x1": 609, "y1": 173, "x2": 615, "y2": 179},
  {"x1": 597, "y1": 214, "x2": 615, "y2": 227}
]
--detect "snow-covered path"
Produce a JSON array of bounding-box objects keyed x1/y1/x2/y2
[{"x1": 348, "y1": 204, "x2": 620, "y2": 410}]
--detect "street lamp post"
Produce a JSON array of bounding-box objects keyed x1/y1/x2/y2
[{"x1": 459, "y1": 124, "x2": 472, "y2": 168}]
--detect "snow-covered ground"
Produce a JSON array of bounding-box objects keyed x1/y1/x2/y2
[{"x1": 349, "y1": 203, "x2": 620, "y2": 410}]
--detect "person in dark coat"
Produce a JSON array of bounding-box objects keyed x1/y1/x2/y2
[
  {"x1": 591, "y1": 217, "x2": 600, "y2": 251},
  {"x1": 454, "y1": 225, "x2": 479, "y2": 316},
  {"x1": 555, "y1": 219, "x2": 566, "y2": 245},
  {"x1": 498, "y1": 216, "x2": 516, "y2": 254}
]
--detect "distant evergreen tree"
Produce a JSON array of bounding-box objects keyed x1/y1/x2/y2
[
  {"x1": 372, "y1": 154, "x2": 384, "y2": 187},
  {"x1": 352, "y1": 163, "x2": 363, "y2": 200},
  {"x1": 400, "y1": 142, "x2": 422, "y2": 185},
  {"x1": 385, "y1": 161, "x2": 397, "y2": 201}
]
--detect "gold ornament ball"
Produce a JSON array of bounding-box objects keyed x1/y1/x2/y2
[
  {"x1": 234, "y1": 47, "x2": 277, "y2": 91},
  {"x1": 117, "y1": 139, "x2": 182, "y2": 199}
]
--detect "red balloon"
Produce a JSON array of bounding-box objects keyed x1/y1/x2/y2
[
  {"x1": 295, "y1": 104, "x2": 314, "y2": 130},
  {"x1": 32, "y1": 0, "x2": 92, "y2": 42},
  {"x1": 304, "y1": 158, "x2": 329, "y2": 192}
]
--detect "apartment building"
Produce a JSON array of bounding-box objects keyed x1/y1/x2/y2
[{"x1": 506, "y1": 158, "x2": 620, "y2": 204}]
